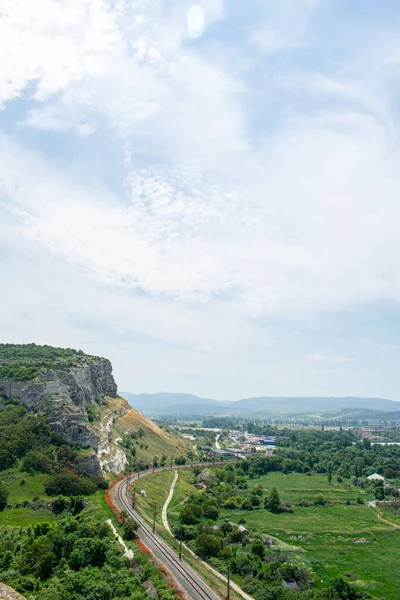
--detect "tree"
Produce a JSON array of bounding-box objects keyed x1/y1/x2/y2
[
  {"x1": 265, "y1": 487, "x2": 281, "y2": 512},
  {"x1": 251, "y1": 538, "x2": 265, "y2": 558},
  {"x1": 44, "y1": 473, "x2": 97, "y2": 496},
  {"x1": 180, "y1": 503, "x2": 202, "y2": 525},
  {"x1": 123, "y1": 517, "x2": 139, "y2": 540},
  {"x1": 0, "y1": 481, "x2": 8, "y2": 511},
  {"x1": 327, "y1": 463, "x2": 333, "y2": 484},
  {"x1": 203, "y1": 504, "x2": 219, "y2": 520},
  {"x1": 195, "y1": 533, "x2": 222, "y2": 558},
  {"x1": 21, "y1": 450, "x2": 51, "y2": 474},
  {"x1": 375, "y1": 486, "x2": 385, "y2": 501}
]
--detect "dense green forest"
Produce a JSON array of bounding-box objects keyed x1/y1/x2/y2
[
  {"x1": 0, "y1": 343, "x2": 100, "y2": 380},
  {"x1": 0, "y1": 512, "x2": 177, "y2": 599}
]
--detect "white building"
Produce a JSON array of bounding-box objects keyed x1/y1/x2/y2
[{"x1": 367, "y1": 473, "x2": 384, "y2": 481}]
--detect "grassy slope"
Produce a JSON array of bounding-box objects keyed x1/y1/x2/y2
[
  {"x1": 101, "y1": 395, "x2": 191, "y2": 465},
  {"x1": 0, "y1": 467, "x2": 56, "y2": 527}
]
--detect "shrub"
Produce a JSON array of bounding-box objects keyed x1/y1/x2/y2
[
  {"x1": 203, "y1": 505, "x2": 219, "y2": 520},
  {"x1": 0, "y1": 481, "x2": 9, "y2": 511},
  {"x1": 44, "y1": 473, "x2": 97, "y2": 496},
  {"x1": 51, "y1": 495, "x2": 85, "y2": 515},
  {"x1": 179, "y1": 503, "x2": 202, "y2": 525},
  {"x1": 314, "y1": 494, "x2": 327, "y2": 506},
  {"x1": 122, "y1": 517, "x2": 139, "y2": 540},
  {"x1": 21, "y1": 450, "x2": 52, "y2": 474},
  {"x1": 195, "y1": 533, "x2": 222, "y2": 558},
  {"x1": 251, "y1": 538, "x2": 265, "y2": 558},
  {"x1": 297, "y1": 499, "x2": 311, "y2": 507},
  {"x1": 265, "y1": 487, "x2": 282, "y2": 512}
]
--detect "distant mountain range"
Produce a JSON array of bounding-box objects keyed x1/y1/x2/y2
[{"x1": 121, "y1": 392, "x2": 400, "y2": 418}]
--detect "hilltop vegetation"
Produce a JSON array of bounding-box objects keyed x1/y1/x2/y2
[{"x1": 0, "y1": 343, "x2": 100, "y2": 380}]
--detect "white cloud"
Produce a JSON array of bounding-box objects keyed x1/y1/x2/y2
[
  {"x1": 2, "y1": 0, "x2": 400, "y2": 399},
  {"x1": 304, "y1": 353, "x2": 354, "y2": 365},
  {"x1": 250, "y1": 0, "x2": 321, "y2": 54}
]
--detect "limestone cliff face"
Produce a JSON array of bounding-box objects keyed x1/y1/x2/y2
[{"x1": 0, "y1": 359, "x2": 117, "y2": 452}]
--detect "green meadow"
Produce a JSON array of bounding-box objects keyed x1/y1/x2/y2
[{"x1": 221, "y1": 472, "x2": 400, "y2": 599}]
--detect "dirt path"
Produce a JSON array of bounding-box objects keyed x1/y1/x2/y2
[
  {"x1": 368, "y1": 501, "x2": 400, "y2": 529},
  {"x1": 215, "y1": 433, "x2": 221, "y2": 449},
  {"x1": 161, "y1": 469, "x2": 255, "y2": 600},
  {"x1": 376, "y1": 512, "x2": 400, "y2": 529},
  {"x1": 106, "y1": 519, "x2": 134, "y2": 559},
  {"x1": 162, "y1": 469, "x2": 178, "y2": 535}
]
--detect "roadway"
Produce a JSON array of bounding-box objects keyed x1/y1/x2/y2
[{"x1": 113, "y1": 467, "x2": 222, "y2": 600}]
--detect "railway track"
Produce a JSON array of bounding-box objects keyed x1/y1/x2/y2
[{"x1": 113, "y1": 465, "x2": 223, "y2": 600}]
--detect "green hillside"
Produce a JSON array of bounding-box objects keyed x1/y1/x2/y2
[{"x1": 0, "y1": 343, "x2": 100, "y2": 380}]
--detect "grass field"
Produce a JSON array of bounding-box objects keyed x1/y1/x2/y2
[
  {"x1": 1, "y1": 467, "x2": 52, "y2": 503},
  {"x1": 0, "y1": 467, "x2": 55, "y2": 527},
  {"x1": 0, "y1": 465, "x2": 119, "y2": 530},
  {"x1": 223, "y1": 472, "x2": 400, "y2": 599}
]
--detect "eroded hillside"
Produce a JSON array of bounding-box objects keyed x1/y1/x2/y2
[{"x1": 93, "y1": 395, "x2": 191, "y2": 473}]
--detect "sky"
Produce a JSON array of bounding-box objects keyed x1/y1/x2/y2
[{"x1": 1, "y1": 0, "x2": 400, "y2": 401}]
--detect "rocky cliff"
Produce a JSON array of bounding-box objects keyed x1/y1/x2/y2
[{"x1": 0, "y1": 359, "x2": 117, "y2": 453}]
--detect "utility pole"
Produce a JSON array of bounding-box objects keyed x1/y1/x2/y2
[
  {"x1": 179, "y1": 528, "x2": 183, "y2": 561},
  {"x1": 132, "y1": 487, "x2": 136, "y2": 510},
  {"x1": 227, "y1": 565, "x2": 231, "y2": 600},
  {"x1": 152, "y1": 506, "x2": 156, "y2": 533},
  {"x1": 153, "y1": 459, "x2": 155, "y2": 473},
  {"x1": 170, "y1": 456, "x2": 173, "y2": 469}
]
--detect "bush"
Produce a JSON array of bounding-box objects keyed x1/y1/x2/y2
[
  {"x1": 203, "y1": 505, "x2": 219, "y2": 520},
  {"x1": 265, "y1": 487, "x2": 282, "y2": 512},
  {"x1": 0, "y1": 481, "x2": 9, "y2": 511},
  {"x1": 314, "y1": 494, "x2": 327, "y2": 506},
  {"x1": 251, "y1": 538, "x2": 265, "y2": 558},
  {"x1": 195, "y1": 533, "x2": 222, "y2": 558},
  {"x1": 122, "y1": 517, "x2": 139, "y2": 540},
  {"x1": 174, "y1": 524, "x2": 197, "y2": 541},
  {"x1": 44, "y1": 473, "x2": 97, "y2": 496},
  {"x1": 179, "y1": 503, "x2": 202, "y2": 525},
  {"x1": 297, "y1": 499, "x2": 311, "y2": 507},
  {"x1": 95, "y1": 477, "x2": 109, "y2": 490},
  {"x1": 21, "y1": 450, "x2": 52, "y2": 474},
  {"x1": 51, "y1": 495, "x2": 85, "y2": 515}
]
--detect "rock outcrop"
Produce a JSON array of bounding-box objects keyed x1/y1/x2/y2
[
  {"x1": 0, "y1": 583, "x2": 27, "y2": 600},
  {"x1": 0, "y1": 359, "x2": 117, "y2": 453}
]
